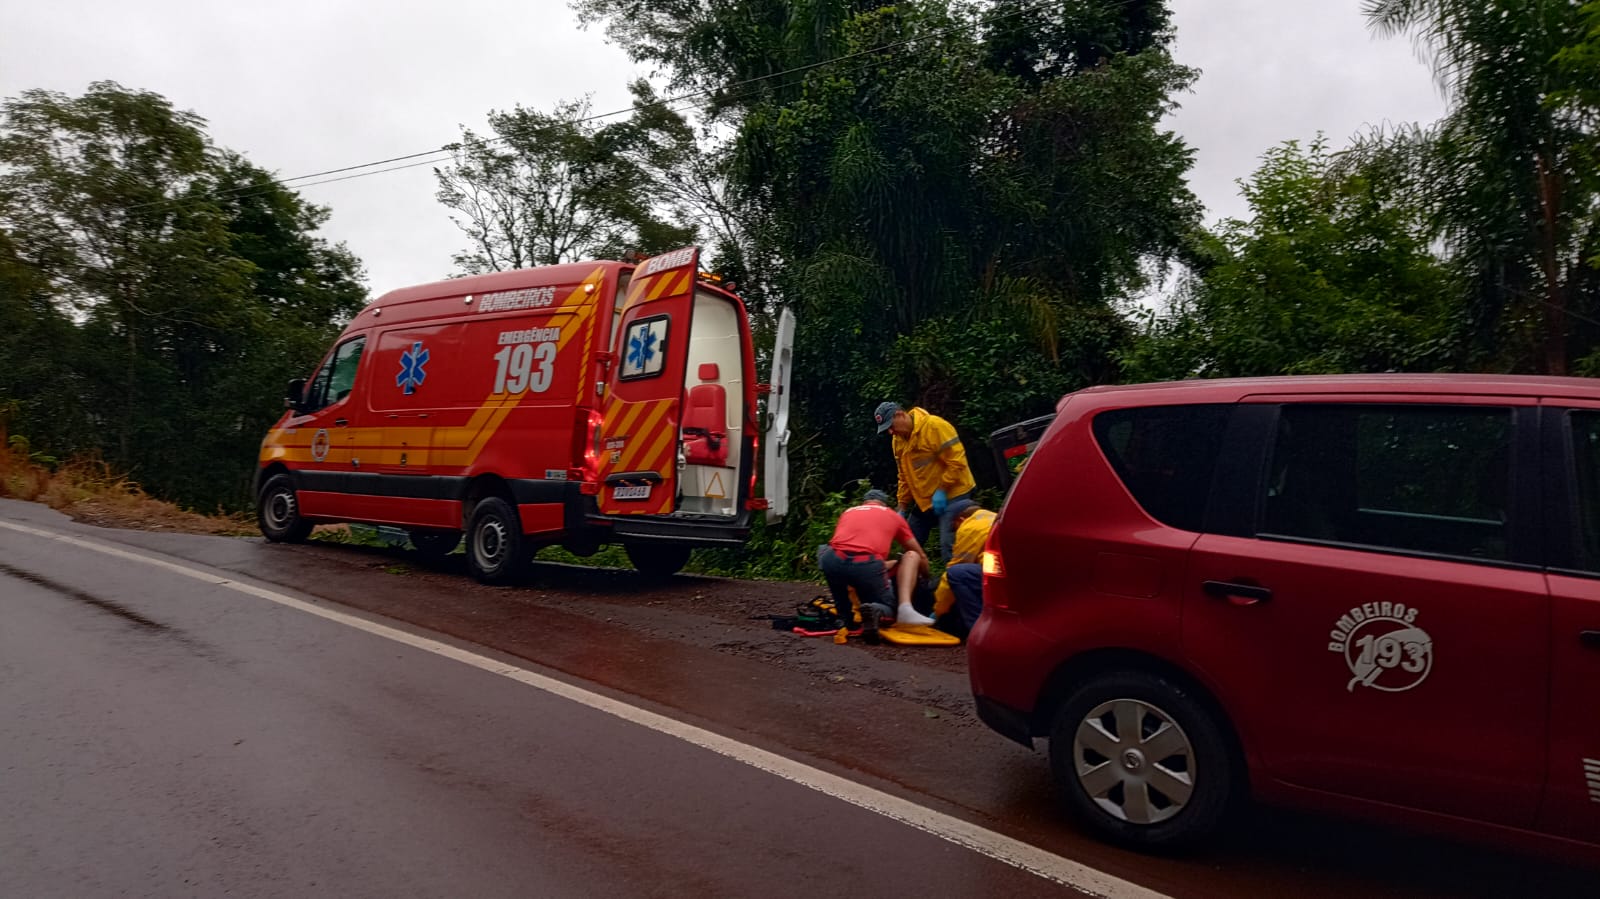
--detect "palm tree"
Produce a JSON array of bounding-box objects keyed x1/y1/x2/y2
[{"x1": 1365, "y1": 0, "x2": 1600, "y2": 374}]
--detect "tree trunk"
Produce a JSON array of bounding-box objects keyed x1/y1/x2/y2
[
  {"x1": 1537, "y1": 154, "x2": 1568, "y2": 376},
  {"x1": 124, "y1": 307, "x2": 136, "y2": 462}
]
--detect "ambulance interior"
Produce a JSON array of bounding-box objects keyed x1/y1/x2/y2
[{"x1": 675, "y1": 288, "x2": 744, "y2": 518}]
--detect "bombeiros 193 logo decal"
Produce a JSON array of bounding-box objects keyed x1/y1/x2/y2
[
  {"x1": 1327, "y1": 602, "x2": 1433, "y2": 693},
  {"x1": 310, "y1": 428, "x2": 330, "y2": 462}
]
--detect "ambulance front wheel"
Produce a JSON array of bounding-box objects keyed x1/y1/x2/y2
[
  {"x1": 625, "y1": 543, "x2": 690, "y2": 578},
  {"x1": 466, "y1": 497, "x2": 528, "y2": 584},
  {"x1": 257, "y1": 473, "x2": 313, "y2": 543}
]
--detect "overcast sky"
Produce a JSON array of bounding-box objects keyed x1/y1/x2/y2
[{"x1": 3, "y1": 0, "x2": 1447, "y2": 297}]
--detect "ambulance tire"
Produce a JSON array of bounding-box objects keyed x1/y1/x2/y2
[
  {"x1": 409, "y1": 529, "x2": 461, "y2": 559},
  {"x1": 257, "y1": 473, "x2": 313, "y2": 543},
  {"x1": 625, "y1": 543, "x2": 690, "y2": 578},
  {"x1": 466, "y1": 497, "x2": 527, "y2": 584}
]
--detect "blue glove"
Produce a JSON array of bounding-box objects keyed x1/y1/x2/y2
[{"x1": 932, "y1": 489, "x2": 947, "y2": 515}]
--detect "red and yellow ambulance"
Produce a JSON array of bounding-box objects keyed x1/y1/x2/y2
[{"x1": 255, "y1": 246, "x2": 794, "y2": 582}]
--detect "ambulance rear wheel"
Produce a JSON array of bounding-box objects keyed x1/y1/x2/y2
[
  {"x1": 409, "y1": 529, "x2": 461, "y2": 559},
  {"x1": 466, "y1": 497, "x2": 527, "y2": 584},
  {"x1": 257, "y1": 474, "x2": 313, "y2": 543},
  {"x1": 625, "y1": 543, "x2": 690, "y2": 578}
]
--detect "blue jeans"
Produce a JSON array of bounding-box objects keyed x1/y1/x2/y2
[
  {"x1": 943, "y1": 563, "x2": 984, "y2": 631},
  {"x1": 904, "y1": 491, "x2": 970, "y2": 566},
  {"x1": 816, "y1": 545, "x2": 893, "y2": 626}
]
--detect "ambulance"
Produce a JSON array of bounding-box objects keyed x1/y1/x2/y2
[{"x1": 255, "y1": 246, "x2": 795, "y2": 583}]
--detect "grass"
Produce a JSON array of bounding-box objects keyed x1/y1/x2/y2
[
  {"x1": 0, "y1": 429, "x2": 955, "y2": 582},
  {"x1": 0, "y1": 433, "x2": 253, "y2": 536}
]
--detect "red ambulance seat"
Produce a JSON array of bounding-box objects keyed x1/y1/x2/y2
[{"x1": 682, "y1": 366, "x2": 727, "y2": 466}]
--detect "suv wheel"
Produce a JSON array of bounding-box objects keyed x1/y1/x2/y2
[
  {"x1": 466, "y1": 497, "x2": 526, "y2": 584},
  {"x1": 257, "y1": 473, "x2": 313, "y2": 543},
  {"x1": 1048, "y1": 670, "x2": 1237, "y2": 851}
]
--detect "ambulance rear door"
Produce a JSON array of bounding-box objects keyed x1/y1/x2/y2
[{"x1": 596, "y1": 247, "x2": 699, "y2": 515}]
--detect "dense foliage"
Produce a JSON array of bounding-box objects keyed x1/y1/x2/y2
[
  {"x1": 1123, "y1": 138, "x2": 1462, "y2": 380},
  {"x1": 573, "y1": 0, "x2": 1200, "y2": 495},
  {"x1": 0, "y1": 82, "x2": 366, "y2": 510}
]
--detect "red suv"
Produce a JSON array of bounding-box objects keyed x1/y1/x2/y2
[{"x1": 969, "y1": 375, "x2": 1600, "y2": 859}]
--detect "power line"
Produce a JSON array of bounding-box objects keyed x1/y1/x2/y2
[{"x1": 125, "y1": 0, "x2": 1054, "y2": 213}]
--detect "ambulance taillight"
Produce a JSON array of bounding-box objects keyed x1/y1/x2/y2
[{"x1": 581, "y1": 408, "x2": 603, "y2": 485}]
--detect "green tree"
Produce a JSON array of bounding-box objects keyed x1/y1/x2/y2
[
  {"x1": 0, "y1": 82, "x2": 366, "y2": 509},
  {"x1": 1125, "y1": 139, "x2": 1460, "y2": 380},
  {"x1": 0, "y1": 82, "x2": 249, "y2": 464},
  {"x1": 1557, "y1": 0, "x2": 1600, "y2": 274},
  {"x1": 1364, "y1": 0, "x2": 1600, "y2": 374},
  {"x1": 577, "y1": 0, "x2": 1200, "y2": 494},
  {"x1": 434, "y1": 83, "x2": 697, "y2": 274},
  {"x1": 0, "y1": 228, "x2": 88, "y2": 452}
]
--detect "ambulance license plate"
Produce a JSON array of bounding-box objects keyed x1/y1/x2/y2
[{"x1": 612, "y1": 484, "x2": 652, "y2": 501}]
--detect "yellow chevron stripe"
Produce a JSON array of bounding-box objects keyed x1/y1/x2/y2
[
  {"x1": 616, "y1": 401, "x2": 670, "y2": 470},
  {"x1": 605, "y1": 400, "x2": 647, "y2": 449},
  {"x1": 647, "y1": 270, "x2": 679, "y2": 300},
  {"x1": 624, "y1": 274, "x2": 650, "y2": 309},
  {"x1": 633, "y1": 412, "x2": 678, "y2": 475}
]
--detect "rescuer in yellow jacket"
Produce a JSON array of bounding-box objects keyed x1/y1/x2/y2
[
  {"x1": 873, "y1": 401, "x2": 975, "y2": 565},
  {"x1": 932, "y1": 499, "x2": 993, "y2": 638}
]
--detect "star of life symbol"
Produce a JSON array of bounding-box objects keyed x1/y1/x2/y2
[
  {"x1": 621, "y1": 319, "x2": 666, "y2": 378},
  {"x1": 1327, "y1": 602, "x2": 1434, "y2": 693},
  {"x1": 397, "y1": 341, "x2": 429, "y2": 395}
]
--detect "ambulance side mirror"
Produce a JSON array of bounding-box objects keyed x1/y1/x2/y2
[{"x1": 285, "y1": 378, "x2": 307, "y2": 412}]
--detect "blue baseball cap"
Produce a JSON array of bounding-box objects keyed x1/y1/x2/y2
[{"x1": 873, "y1": 401, "x2": 900, "y2": 434}]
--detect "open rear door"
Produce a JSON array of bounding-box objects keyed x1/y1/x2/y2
[
  {"x1": 597, "y1": 247, "x2": 699, "y2": 516},
  {"x1": 989, "y1": 413, "x2": 1055, "y2": 493},
  {"x1": 763, "y1": 306, "x2": 796, "y2": 522}
]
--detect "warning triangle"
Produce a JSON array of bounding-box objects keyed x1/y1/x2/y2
[{"x1": 705, "y1": 471, "x2": 726, "y2": 499}]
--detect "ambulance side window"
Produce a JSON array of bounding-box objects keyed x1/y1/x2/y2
[{"x1": 306, "y1": 336, "x2": 366, "y2": 412}]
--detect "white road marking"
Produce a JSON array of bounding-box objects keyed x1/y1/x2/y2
[{"x1": 0, "y1": 518, "x2": 1168, "y2": 899}]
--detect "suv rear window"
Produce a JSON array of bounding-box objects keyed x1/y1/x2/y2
[
  {"x1": 1261, "y1": 404, "x2": 1512, "y2": 561},
  {"x1": 1092, "y1": 404, "x2": 1228, "y2": 532}
]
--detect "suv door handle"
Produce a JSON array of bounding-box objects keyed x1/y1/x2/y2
[
  {"x1": 335, "y1": 418, "x2": 348, "y2": 427},
  {"x1": 1581, "y1": 631, "x2": 1600, "y2": 650},
  {"x1": 1203, "y1": 580, "x2": 1272, "y2": 606}
]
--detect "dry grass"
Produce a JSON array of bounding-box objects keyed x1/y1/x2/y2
[{"x1": 0, "y1": 437, "x2": 254, "y2": 536}]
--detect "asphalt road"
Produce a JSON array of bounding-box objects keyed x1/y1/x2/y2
[{"x1": 1, "y1": 498, "x2": 1595, "y2": 898}]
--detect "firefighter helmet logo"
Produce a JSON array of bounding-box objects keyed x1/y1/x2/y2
[
  {"x1": 1327, "y1": 603, "x2": 1433, "y2": 693},
  {"x1": 311, "y1": 428, "x2": 330, "y2": 462}
]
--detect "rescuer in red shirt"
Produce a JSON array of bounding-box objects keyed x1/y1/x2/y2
[{"x1": 817, "y1": 489, "x2": 934, "y2": 636}]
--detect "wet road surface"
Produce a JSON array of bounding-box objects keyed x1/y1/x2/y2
[
  {"x1": 1, "y1": 498, "x2": 1595, "y2": 897},
  {"x1": 0, "y1": 507, "x2": 1087, "y2": 898}
]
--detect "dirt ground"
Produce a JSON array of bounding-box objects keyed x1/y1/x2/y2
[{"x1": 52, "y1": 498, "x2": 972, "y2": 680}]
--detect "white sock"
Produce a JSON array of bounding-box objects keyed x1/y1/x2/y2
[{"x1": 896, "y1": 606, "x2": 935, "y2": 627}]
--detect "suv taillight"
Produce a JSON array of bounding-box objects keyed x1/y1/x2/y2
[{"x1": 980, "y1": 525, "x2": 1010, "y2": 610}]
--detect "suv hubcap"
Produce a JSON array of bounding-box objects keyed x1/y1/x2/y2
[{"x1": 1073, "y1": 698, "x2": 1195, "y2": 825}]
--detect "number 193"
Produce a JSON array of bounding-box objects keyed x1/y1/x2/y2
[{"x1": 493, "y1": 342, "x2": 556, "y2": 394}]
